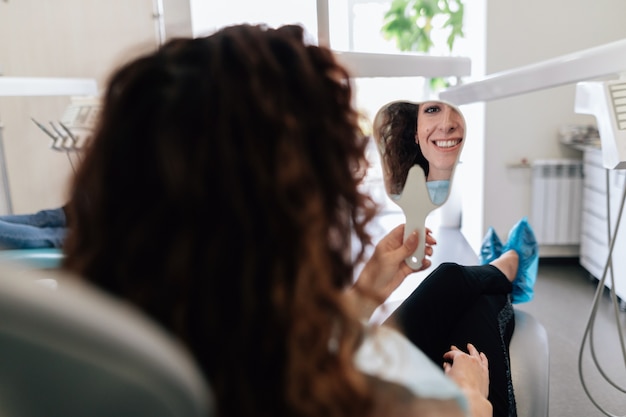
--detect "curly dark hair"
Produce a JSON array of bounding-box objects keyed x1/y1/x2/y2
[
  {"x1": 373, "y1": 101, "x2": 428, "y2": 195},
  {"x1": 62, "y1": 24, "x2": 380, "y2": 417}
]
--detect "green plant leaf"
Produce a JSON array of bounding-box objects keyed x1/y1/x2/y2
[
  {"x1": 429, "y1": 76, "x2": 450, "y2": 91},
  {"x1": 379, "y1": 0, "x2": 465, "y2": 93},
  {"x1": 380, "y1": 0, "x2": 465, "y2": 54}
]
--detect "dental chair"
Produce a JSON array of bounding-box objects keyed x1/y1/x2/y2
[
  {"x1": 0, "y1": 262, "x2": 214, "y2": 417},
  {"x1": 509, "y1": 308, "x2": 550, "y2": 417},
  {"x1": 0, "y1": 247, "x2": 64, "y2": 269}
]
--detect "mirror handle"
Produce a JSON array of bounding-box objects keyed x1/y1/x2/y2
[{"x1": 397, "y1": 165, "x2": 437, "y2": 270}]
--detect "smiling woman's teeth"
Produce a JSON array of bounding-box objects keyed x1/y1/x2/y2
[{"x1": 435, "y1": 139, "x2": 460, "y2": 148}]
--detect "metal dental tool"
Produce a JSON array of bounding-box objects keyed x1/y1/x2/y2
[{"x1": 31, "y1": 117, "x2": 60, "y2": 149}]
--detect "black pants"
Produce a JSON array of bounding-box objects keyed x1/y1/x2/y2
[{"x1": 385, "y1": 262, "x2": 516, "y2": 417}]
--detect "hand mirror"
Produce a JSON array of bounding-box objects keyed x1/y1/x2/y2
[{"x1": 372, "y1": 100, "x2": 466, "y2": 270}]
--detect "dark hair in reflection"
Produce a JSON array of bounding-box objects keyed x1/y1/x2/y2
[
  {"x1": 63, "y1": 24, "x2": 377, "y2": 417},
  {"x1": 373, "y1": 101, "x2": 428, "y2": 195}
]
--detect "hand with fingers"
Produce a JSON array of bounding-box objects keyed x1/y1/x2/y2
[
  {"x1": 348, "y1": 224, "x2": 436, "y2": 320},
  {"x1": 443, "y1": 343, "x2": 493, "y2": 417}
]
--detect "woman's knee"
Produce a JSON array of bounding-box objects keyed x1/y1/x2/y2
[{"x1": 431, "y1": 262, "x2": 465, "y2": 279}]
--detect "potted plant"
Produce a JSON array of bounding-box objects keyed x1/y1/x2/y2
[{"x1": 381, "y1": 0, "x2": 465, "y2": 91}]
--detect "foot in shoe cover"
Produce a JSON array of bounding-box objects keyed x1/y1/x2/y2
[
  {"x1": 503, "y1": 217, "x2": 539, "y2": 304},
  {"x1": 479, "y1": 226, "x2": 503, "y2": 265}
]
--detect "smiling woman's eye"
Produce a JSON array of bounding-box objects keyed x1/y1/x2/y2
[{"x1": 423, "y1": 105, "x2": 441, "y2": 114}]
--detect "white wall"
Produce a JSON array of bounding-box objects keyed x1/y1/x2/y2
[
  {"x1": 471, "y1": 0, "x2": 626, "y2": 253},
  {"x1": 0, "y1": 0, "x2": 192, "y2": 214}
]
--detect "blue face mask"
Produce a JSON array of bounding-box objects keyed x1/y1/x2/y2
[
  {"x1": 389, "y1": 180, "x2": 450, "y2": 206},
  {"x1": 426, "y1": 180, "x2": 450, "y2": 205}
]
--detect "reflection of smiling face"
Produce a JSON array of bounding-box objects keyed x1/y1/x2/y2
[{"x1": 416, "y1": 101, "x2": 465, "y2": 181}]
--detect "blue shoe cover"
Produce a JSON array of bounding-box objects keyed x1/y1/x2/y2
[
  {"x1": 479, "y1": 226, "x2": 503, "y2": 265},
  {"x1": 503, "y1": 217, "x2": 539, "y2": 304}
]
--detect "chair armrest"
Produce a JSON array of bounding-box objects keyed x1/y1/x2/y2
[
  {"x1": 509, "y1": 309, "x2": 550, "y2": 417},
  {"x1": 0, "y1": 248, "x2": 64, "y2": 269}
]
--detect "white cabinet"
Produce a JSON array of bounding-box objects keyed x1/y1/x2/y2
[{"x1": 579, "y1": 147, "x2": 626, "y2": 307}]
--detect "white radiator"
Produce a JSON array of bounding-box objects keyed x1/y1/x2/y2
[{"x1": 531, "y1": 159, "x2": 583, "y2": 245}]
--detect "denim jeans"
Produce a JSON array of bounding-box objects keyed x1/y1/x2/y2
[{"x1": 0, "y1": 207, "x2": 67, "y2": 249}]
